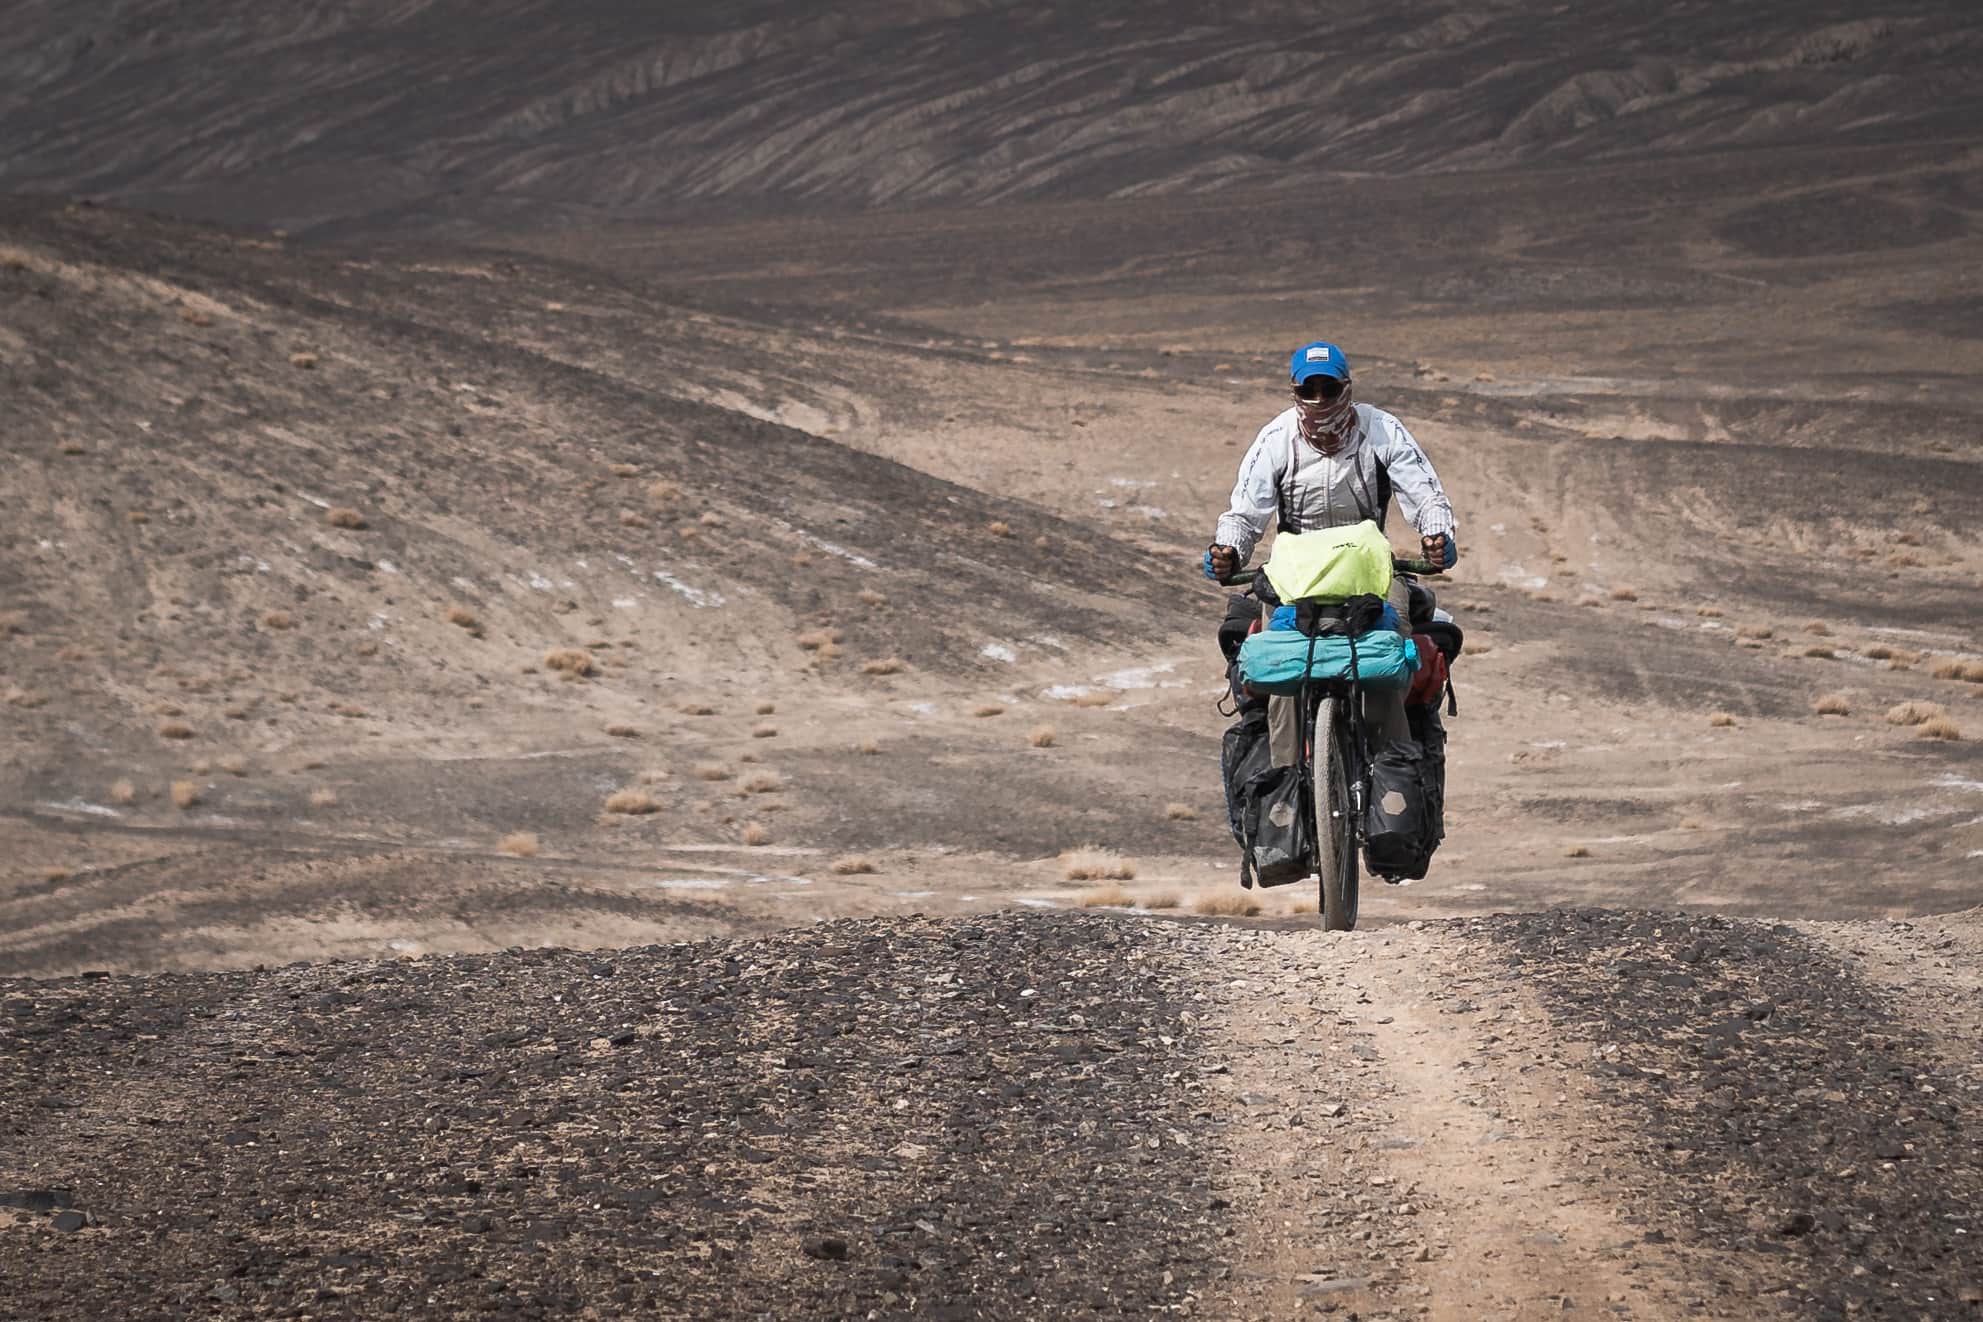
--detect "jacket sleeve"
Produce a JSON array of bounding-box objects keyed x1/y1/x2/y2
[
  {"x1": 1375, "y1": 416, "x2": 1457, "y2": 540},
  {"x1": 1213, "y1": 424, "x2": 1283, "y2": 565}
]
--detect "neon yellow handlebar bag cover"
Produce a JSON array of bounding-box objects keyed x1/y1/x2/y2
[{"x1": 1263, "y1": 520, "x2": 1394, "y2": 603}]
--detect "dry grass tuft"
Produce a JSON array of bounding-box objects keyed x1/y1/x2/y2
[
  {"x1": 1462, "y1": 640, "x2": 1494, "y2": 656},
  {"x1": 1164, "y1": 802, "x2": 1198, "y2": 821},
  {"x1": 288, "y1": 351, "x2": 318, "y2": 370},
  {"x1": 308, "y1": 787, "x2": 339, "y2": 808},
  {"x1": 1565, "y1": 844, "x2": 1592, "y2": 858},
  {"x1": 126, "y1": 510, "x2": 149, "y2": 525},
  {"x1": 5, "y1": 687, "x2": 47, "y2": 709},
  {"x1": 857, "y1": 589, "x2": 887, "y2": 607},
  {"x1": 1608, "y1": 587, "x2": 1639, "y2": 602},
  {"x1": 1802, "y1": 619, "x2": 1831, "y2": 636},
  {"x1": 862, "y1": 657, "x2": 905, "y2": 676},
  {"x1": 678, "y1": 701, "x2": 716, "y2": 716},
  {"x1": 324, "y1": 507, "x2": 367, "y2": 530},
  {"x1": 109, "y1": 779, "x2": 138, "y2": 805},
  {"x1": 971, "y1": 703, "x2": 1007, "y2": 718},
  {"x1": 1028, "y1": 724, "x2": 1058, "y2": 748},
  {"x1": 742, "y1": 821, "x2": 771, "y2": 846},
  {"x1": 797, "y1": 629, "x2": 844, "y2": 651},
  {"x1": 260, "y1": 611, "x2": 294, "y2": 630},
  {"x1": 446, "y1": 604, "x2": 481, "y2": 631},
  {"x1": 1193, "y1": 891, "x2": 1262, "y2": 917},
  {"x1": 856, "y1": 739, "x2": 882, "y2": 756},
  {"x1": 1061, "y1": 847, "x2": 1135, "y2": 881},
  {"x1": 1078, "y1": 884, "x2": 1135, "y2": 908},
  {"x1": 609, "y1": 463, "x2": 638, "y2": 478},
  {"x1": 334, "y1": 703, "x2": 368, "y2": 719},
  {"x1": 754, "y1": 700, "x2": 776, "y2": 715},
  {"x1": 1696, "y1": 605, "x2": 1724, "y2": 618},
  {"x1": 219, "y1": 754, "x2": 249, "y2": 776},
  {"x1": 693, "y1": 763, "x2": 733, "y2": 782},
  {"x1": 1707, "y1": 712, "x2": 1738, "y2": 727},
  {"x1": 829, "y1": 855, "x2": 878, "y2": 875},
  {"x1": 1068, "y1": 690, "x2": 1116, "y2": 708},
  {"x1": 1885, "y1": 701, "x2": 1943, "y2": 727},
  {"x1": 618, "y1": 510, "x2": 649, "y2": 529},
  {"x1": 646, "y1": 480, "x2": 681, "y2": 506},
  {"x1": 604, "y1": 788, "x2": 659, "y2": 815},
  {"x1": 742, "y1": 772, "x2": 784, "y2": 795},
  {"x1": 1143, "y1": 892, "x2": 1181, "y2": 910},
  {"x1": 156, "y1": 720, "x2": 195, "y2": 740},
  {"x1": 605, "y1": 723, "x2": 640, "y2": 738},
  {"x1": 543, "y1": 648, "x2": 597, "y2": 677},
  {"x1": 750, "y1": 723, "x2": 779, "y2": 739},
  {"x1": 1813, "y1": 693, "x2": 1852, "y2": 716},
  {"x1": 38, "y1": 866, "x2": 71, "y2": 883},
  {"x1": 987, "y1": 521, "x2": 1012, "y2": 538},
  {"x1": 1800, "y1": 644, "x2": 1838, "y2": 660},
  {"x1": 498, "y1": 831, "x2": 540, "y2": 858},
  {"x1": 1736, "y1": 624, "x2": 1774, "y2": 640},
  {"x1": 1917, "y1": 718, "x2": 1963, "y2": 741},
  {"x1": 170, "y1": 780, "x2": 201, "y2": 809}
]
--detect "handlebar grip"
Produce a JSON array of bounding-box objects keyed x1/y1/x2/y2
[{"x1": 1218, "y1": 569, "x2": 1260, "y2": 587}]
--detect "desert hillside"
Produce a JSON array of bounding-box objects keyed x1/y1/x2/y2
[
  {"x1": 2, "y1": 1, "x2": 1978, "y2": 232},
  {"x1": 3, "y1": 2, "x2": 1981, "y2": 1317}
]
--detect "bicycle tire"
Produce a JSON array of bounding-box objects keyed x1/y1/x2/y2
[{"x1": 1312, "y1": 696, "x2": 1360, "y2": 930}]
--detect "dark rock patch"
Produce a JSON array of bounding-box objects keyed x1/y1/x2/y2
[{"x1": 1482, "y1": 910, "x2": 1982, "y2": 1320}]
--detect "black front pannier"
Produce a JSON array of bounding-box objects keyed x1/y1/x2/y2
[
  {"x1": 1221, "y1": 707, "x2": 1311, "y2": 887},
  {"x1": 1364, "y1": 740, "x2": 1436, "y2": 881}
]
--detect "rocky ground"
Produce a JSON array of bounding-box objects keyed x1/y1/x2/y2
[{"x1": 4, "y1": 908, "x2": 1978, "y2": 1319}]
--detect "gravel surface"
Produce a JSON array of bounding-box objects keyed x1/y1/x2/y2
[
  {"x1": 5, "y1": 908, "x2": 1981, "y2": 1320},
  {"x1": 0, "y1": 914, "x2": 1229, "y2": 1319},
  {"x1": 1484, "y1": 909, "x2": 1983, "y2": 1320}
]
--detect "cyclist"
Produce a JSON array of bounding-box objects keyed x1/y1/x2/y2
[{"x1": 1205, "y1": 340, "x2": 1459, "y2": 764}]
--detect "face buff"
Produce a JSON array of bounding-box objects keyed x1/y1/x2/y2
[{"x1": 1294, "y1": 384, "x2": 1356, "y2": 453}]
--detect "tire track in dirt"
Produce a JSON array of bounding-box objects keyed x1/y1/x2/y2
[{"x1": 1199, "y1": 924, "x2": 1712, "y2": 1320}]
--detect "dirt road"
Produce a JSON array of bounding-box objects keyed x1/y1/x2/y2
[{"x1": 4, "y1": 907, "x2": 1977, "y2": 1319}]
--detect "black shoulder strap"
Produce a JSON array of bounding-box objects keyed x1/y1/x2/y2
[
  {"x1": 1350, "y1": 443, "x2": 1391, "y2": 530},
  {"x1": 1277, "y1": 439, "x2": 1306, "y2": 535}
]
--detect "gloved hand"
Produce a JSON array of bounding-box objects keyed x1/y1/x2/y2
[
  {"x1": 1203, "y1": 543, "x2": 1239, "y2": 581},
  {"x1": 1422, "y1": 531, "x2": 1458, "y2": 570}
]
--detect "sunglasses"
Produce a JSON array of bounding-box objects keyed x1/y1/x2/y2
[{"x1": 1293, "y1": 377, "x2": 1349, "y2": 403}]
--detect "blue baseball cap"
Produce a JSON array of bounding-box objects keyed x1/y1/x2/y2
[{"x1": 1290, "y1": 341, "x2": 1352, "y2": 384}]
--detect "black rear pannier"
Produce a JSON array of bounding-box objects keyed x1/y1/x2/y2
[
  {"x1": 1408, "y1": 702, "x2": 1448, "y2": 849},
  {"x1": 1221, "y1": 707, "x2": 1311, "y2": 887}
]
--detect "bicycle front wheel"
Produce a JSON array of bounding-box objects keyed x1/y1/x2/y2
[{"x1": 1312, "y1": 696, "x2": 1360, "y2": 931}]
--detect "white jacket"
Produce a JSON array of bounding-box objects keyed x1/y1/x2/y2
[{"x1": 1214, "y1": 404, "x2": 1457, "y2": 565}]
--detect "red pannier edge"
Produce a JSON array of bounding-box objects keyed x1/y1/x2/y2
[{"x1": 1406, "y1": 633, "x2": 1449, "y2": 707}]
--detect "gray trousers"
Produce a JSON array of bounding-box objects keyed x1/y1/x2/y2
[{"x1": 1266, "y1": 576, "x2": 1414, "y2": 769}]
